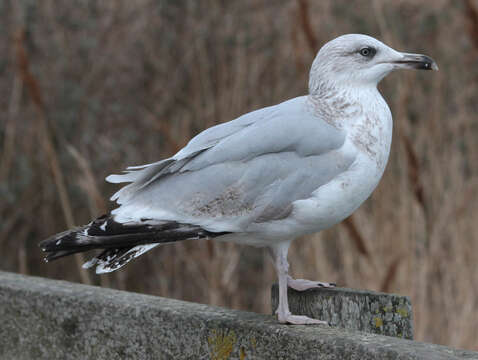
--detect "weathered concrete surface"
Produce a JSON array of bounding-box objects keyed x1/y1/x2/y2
[
  {"x1": 271, "y1": 284, "x2": 413, "y2": 339},
  {"x1": 0, "y1": 271, "x2": 477, "y2": 360}
]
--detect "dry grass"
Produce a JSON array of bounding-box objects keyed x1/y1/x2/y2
[{"x1": 1, "y1": 0, "x2": 477, "y2": 350}]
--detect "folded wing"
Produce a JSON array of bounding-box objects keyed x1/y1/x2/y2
[{"x1": 108, "y1": 96, "x2": 355, "y2": 233}]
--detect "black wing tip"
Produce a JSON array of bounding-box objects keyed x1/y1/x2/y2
[{"x1": 39, "y1": 215, "x2": 230, "y2": 264}]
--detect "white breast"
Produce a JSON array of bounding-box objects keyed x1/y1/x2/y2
[
  {"x1": 223, "y1": 89, "x2": 393, "y2": 246},
  {"x1": 294, "y1": 98, "x2": 392, "y2": 234},
  {"x1": 252, "y1": 93, "x2": 393, "y2": 242}
]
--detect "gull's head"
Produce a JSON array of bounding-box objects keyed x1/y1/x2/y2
[{"x1": 309, "y1": 34, "x2": 438, "y2": 92}]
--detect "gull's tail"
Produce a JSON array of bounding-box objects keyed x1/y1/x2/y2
[{"x1": 39, "y1": 214, "x2": 226, "y2": 274}]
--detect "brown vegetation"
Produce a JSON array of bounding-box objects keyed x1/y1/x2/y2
[{"x1": 1, "y1": 0, "x2": 477, "y2": 350}]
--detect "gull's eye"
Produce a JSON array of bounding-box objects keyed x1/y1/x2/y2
[{"x1": 359, "y1": 47, "x2": 376, "y2": 58}]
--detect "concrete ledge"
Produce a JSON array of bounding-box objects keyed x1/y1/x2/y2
[
  {"x1": 271, "y1": 284, "x2": 413, "y2": 339},
  {"x1": 0, "y1": 271, "x2": 476, "y2": 359}
]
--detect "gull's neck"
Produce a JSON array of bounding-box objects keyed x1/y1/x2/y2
[
  {"x1": 307, "y1": 77, "x2": 393, "y2": 171},
  {"x1": 307, "y1": 78, "x2": 383, "y2": 129}
]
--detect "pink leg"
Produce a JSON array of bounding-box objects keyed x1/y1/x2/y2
[{"x1": 271, "y1": 242, "x2": 328, "y2": 325}]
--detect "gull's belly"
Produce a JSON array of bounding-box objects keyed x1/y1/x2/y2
[
  {"x1": 293, "y1": 152, "x2": 384, "y2": 233},
  {"x1": 247, "y1": 149, "x2": 388, "y2": 244}
]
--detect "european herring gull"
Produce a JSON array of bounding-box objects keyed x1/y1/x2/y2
[{"x1": 40, "y1": 34, "x2": 437, "y2": 325}]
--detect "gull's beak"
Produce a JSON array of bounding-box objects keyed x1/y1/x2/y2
[{"x1": 392, "y1": 52, "x2": 439, "y2": 71}]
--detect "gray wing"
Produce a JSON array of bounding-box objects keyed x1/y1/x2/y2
[
  {"x1": 108, "y1": 96, "x2": 356, "y2": 232},
  {"x1": 106, "y1": 102, "x2": 274, "y2": 204}
]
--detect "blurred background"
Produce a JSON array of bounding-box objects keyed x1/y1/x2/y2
[{"x1": 1, "y1": 0, "x2": 478, "y2": 350}]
